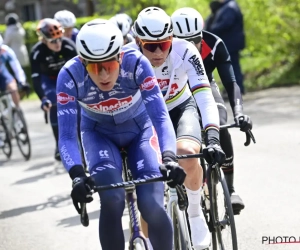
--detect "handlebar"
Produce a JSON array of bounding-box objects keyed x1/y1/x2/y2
[
  {"x1": 220, "y1": 123, "x2": 256, "y2": 146},
  {"x1": 79, "y1": 176, "x2": 187, "y2": 227}
]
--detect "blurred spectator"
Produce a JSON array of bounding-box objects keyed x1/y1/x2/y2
[
  {"x1": 205, "y1": 0, "x2": 245, "y2": 94},
  {"x1": 3, "y1": 13, "x2": 29, "y2": 67}
]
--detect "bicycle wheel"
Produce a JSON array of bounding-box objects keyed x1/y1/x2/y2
[
  {"x1": 171, "y1": 202, "x2": 190, "y2": 250},
  {"x1": 0, "y1": 116, "x2": 12, "y2": 159},
  {"x1": 132, "y1": 238, "x2": 147, "y2": 250},
  {"x1": 210, "y1": 167, "x2": 238, "y2": 250},
  {"x1": 13, "y1": 109, "x2": 31, "y2": 160}
]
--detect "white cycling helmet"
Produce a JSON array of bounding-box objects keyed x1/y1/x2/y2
[
  {"x1": 116, "y1": 13, "x2": 133, "y2": 26},
  {"x1": 109, "y1": 15, "x2": 131, "y2": 37},
  {"x1": 134, "y1": 7, "x2": 173, "y2": 41},
  {"x1": 54, "y1": 10, "x2": 76, "y2": 28},
  {"x1": 171, "y1": 7, "x2": 204, "y2": 39},
  {"x1": 76, "y1": 19, "x2": 123, "y2": 61}
]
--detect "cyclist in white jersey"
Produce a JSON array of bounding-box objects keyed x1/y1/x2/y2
[{"x1": 125, "y1": 7, "x2": 226, "y2": 250}]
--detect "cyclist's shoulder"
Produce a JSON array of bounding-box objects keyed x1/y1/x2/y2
[
  {"x1": 121, "y1": 44, "x2": 144, "y2": 68},
  {"x1": 203, "y1": 30, "x2": 224, "y2": 46},
  {"x1": 0, "y1": 44, "x2": 14, "y2": 57},
  {"x1": 61, "y1": 56, "x2": 83, "y2": 75},
  {"x1": 61, "y1": 37, "x2": 77, "y2": 51},
  {"x1": 171, "y1": 38, "x2": 198, "y2": 60},
  {"x1": 30, "y1": 41, "x2": 45, "y2": 57}
]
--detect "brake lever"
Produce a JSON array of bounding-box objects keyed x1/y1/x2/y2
[
  {"x1": 80, "y1": 203, "x2": 89, "y2": 227},
  {"x1": 244, "y1": 130, "x2": 256, "y2": 146}
]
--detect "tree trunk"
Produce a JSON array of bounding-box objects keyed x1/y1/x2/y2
[{"x1": 85, "y1": 0, "x2": 95, "y2": 16}]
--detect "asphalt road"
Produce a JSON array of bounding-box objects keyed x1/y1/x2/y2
[{"x1": 0, "y1": 86, "x2": 299, "y2": 250}]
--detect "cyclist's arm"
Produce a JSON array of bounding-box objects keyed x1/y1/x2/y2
[
  {"x1": 3, "y1": 45, "x2": 26, "y2": 84},
  {"x1": 56, "y1": 66, "x2": 82, "y2": 172},
  {"x1": 30, "y1": 47, "x2": 45, "y2": 100},
  {"x1": 184, "y1": 44, "x2": 220, "y2": 144},
  {"x1": 215, "y1": 40, "x2": 243, "y2": 113},
  {"x1": 135, "y1": 55, "x2": 176, "y2": 154}
]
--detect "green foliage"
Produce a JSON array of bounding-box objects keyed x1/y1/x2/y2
[{"x1": 2, "y1": 0, "x2": 300, "y2": 92}]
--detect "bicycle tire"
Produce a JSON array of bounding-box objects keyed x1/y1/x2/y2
[
  {"x1": 0, "y1": 115, "x2": 12, "y2": 159},
  {"x1": 13, "y1": 109, "x2": 31, "y2": 160},
  {"x1": 172, "y1": 202, "x2": 190, "y2": 250},
  {"x1": 132, "y1": 238, "x2": 147, "y2": 250},
  {"x1": 210, "y1": 167, "x2": 238, "y2": 250}
]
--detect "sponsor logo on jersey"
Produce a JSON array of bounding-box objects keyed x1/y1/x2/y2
[
  {"x1": 140, "y1": 76, "x2": 157, "y2": 91},
  {"x1": 64, "y1": 80, "x2": 74, "y2": 89},
  {"x1": 86, "y1": 96, "x2": 133, "y2": 112},
  {"x1": 157, "y1": 79, "x2": 170, "y2": 89},
  {"x1": 57, "y1": 92, "x2": 75, "y2": 105},
  {"x1": 149, "y1": 127, "x2": 162, "y2": 164},
  {"x1": 169, "y1": 83, "x2": 179, "y2": 95},
  {"x1": 188, "y1": 54, "x2": 205, "y2": 76},
  {"x1": 120, "y1": 68, "x2": 133, "y2": 79},
  {"x1": 162, "y1": 66, "x2": 169, "y2": 76},
  {"x1": 136, "y1": 64, "x2": 144, "y2": 77}
]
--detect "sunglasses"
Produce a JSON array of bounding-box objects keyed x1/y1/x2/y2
[
  {"x1": 85, "y1": 59, "x2": 120, "y2": 74},
  {"x1": 140, "y1": 39, "x2": 172, "y2": 53},
  {"x1": 186, "y1": 36, "x2": 202, "y2": 45},
  {"x1": 47, "y1": 37, "x2": 63, "y2": 44}
]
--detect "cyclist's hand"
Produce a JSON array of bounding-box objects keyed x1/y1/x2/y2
[
  {"x1": 41, "y1": 98, "x2": 52, "y2": 111},
  {"x1": 160, "y1": 162, "x2": 186, "y2": 188},
  {"x1": 234, "y1": 114, "x2": 252, "y2": 132},
  {"x1": 203, "y1": 144, "x2": 226, "y2": 165},
  {"x1": 71, "y1": 176, "x2": 95, "y2": 211},
  {"x1": 19, "y1": 82, "x2": 31, "y2": 96}
]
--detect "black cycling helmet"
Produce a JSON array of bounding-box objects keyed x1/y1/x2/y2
[
  {"x1": 36, "y1": 18, "x2": 64, "y2": 39},
  {"x1": 5, "y1": 13, "x2": 19, "y2": 25}
]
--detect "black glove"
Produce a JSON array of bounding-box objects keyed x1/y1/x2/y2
[
  {"x1": 69, "y1": 165, "x2": 95, "y2": 214},
  {"x1": 203, "y1": 144, "x2": 226, "y2": 165},
  {"x1": 160, "y1": 151, "x2": 186, "y2": 188},
  {"x1": 18, "y1": 82, "x2": 31, "y2": 96},
  {"x1": 234, "y1": 114, "x2": 252, "y2": 132},
  {"x1": 41, "y1": 98, "x2": 51, "y2": 110}
]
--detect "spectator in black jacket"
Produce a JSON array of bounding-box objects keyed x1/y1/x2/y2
[{"x1": 205, "y1": 0, "x2": 245, "y2": 94}]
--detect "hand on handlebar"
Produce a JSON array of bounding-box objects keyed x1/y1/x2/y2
[
  {"x1": 234, "y1": 114, "x2": 252, "y2": 132},
  {"x1": 71, "y1": 176, "x2": 95, "y2": 214},
  {"x1": 203, "y1": 144, "x2": 226, "y2": 165},
  {"x1": 159, "y1": 161, "x2": 186, "y2": 188},
  {"x1": 41, "y1": 98, "x2": 52, "y2": 111}
]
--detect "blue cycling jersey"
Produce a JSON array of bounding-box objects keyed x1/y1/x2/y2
[
  {"x1": 71, "y1": 28, "x2": 79, "y2": 43},
  {"x1": 57, "y1": 47, "x2": 176, "y2": 172}
]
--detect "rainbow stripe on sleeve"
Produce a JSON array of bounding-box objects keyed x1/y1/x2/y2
[
  {"x1": 204, "y1": 124, "x2": 219, "y2": 131},
  {"x1": 191, "y1": 84, "x2": 211, "y2": 95}
]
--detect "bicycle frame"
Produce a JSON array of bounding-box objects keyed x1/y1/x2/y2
[
  {"x1": 121, "y1": 150, "x2": 149, "y2": 249},
  {"x1": 0, "y1": 91, "x2": 15, "y2": 133}
]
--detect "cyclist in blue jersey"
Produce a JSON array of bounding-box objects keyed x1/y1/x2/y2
[
  {"x1": 56, "y1": 19, "x2": 186, "y2": 250},
  {"x1": 54, "y1": 10, "x2": 79, "y2": 43},
  {"x1": 0, "y1": 34, "x2": 30, "y2": 108}
]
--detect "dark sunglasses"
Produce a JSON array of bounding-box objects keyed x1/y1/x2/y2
[
  {"x1": 140, "y1": 39, "x2": 172, "y2": 53},
  {"x1": 186, "y1": 36, "x2": 202, "y2": 45},
  {"x1": 47, "y1": 37, "x2": 63, "y2": 44}
]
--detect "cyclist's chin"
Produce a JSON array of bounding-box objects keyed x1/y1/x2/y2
[
  {"x1": 96, "y1": 82, "x2": 115, "y2": 91},
  {"x1": 151, "y1": 58, "x2": 164, "y2": 68}
]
